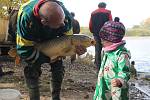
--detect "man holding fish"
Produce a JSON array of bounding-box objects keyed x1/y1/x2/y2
[{"x1": 15, "y1": 0, "x2": 90, "y2": 100}]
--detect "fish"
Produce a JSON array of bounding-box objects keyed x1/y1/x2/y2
[{"x1": 8, "y1": 34, "x2": 95, "y2": 63}]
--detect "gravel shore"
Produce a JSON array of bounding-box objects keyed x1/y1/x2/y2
[{"x1": 0, "y1": 56, "x2": 150, "y2": 100}]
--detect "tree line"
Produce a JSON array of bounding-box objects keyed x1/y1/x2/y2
[
  {"x1": 81, "y1": 17, "x2": 150, "y2": 37},
  {"x1": 0, "y1": 0, "x2": 27, "y2": 19},
  {"x1": 126, "y1": 18, "x2": 150, "y2": 36}
]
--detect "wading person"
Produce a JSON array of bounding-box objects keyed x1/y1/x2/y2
[
  {"x1": 93, "y1": 21, "x2": 131, "y2": 100},
  {"x1": 16, "y1": 0, "x2": 86, "y2": 100}
]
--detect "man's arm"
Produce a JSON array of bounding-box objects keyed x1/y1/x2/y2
[
  {"x1": 108, "y1": 11, "x2": 112, "y2": 21},
  {"x1": 89, "y1": 15, "x2": 93, "y2": 33},
  {"x1": 58, "y1": 1, "x2": 73, "y2": 35}
]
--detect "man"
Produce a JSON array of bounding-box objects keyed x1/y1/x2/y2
[
  {"x1": 70, "y1": 12, "x2": 80, "y2": 34},
  {"x1": 70, "y1": 12, "x2": 80, "y2": 63},
  {"x1": 89, "y1": 2, "x2": 112, "y2": 71},
  {"x1": 16, "y1": 0, "x2": 86, "y2": 100}
]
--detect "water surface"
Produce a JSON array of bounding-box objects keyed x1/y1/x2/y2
[{"x1": 87, "y1": 37, "x2": 150, "y2": 72}]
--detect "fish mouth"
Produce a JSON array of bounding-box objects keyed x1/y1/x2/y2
[{"x1": 91, "y1": 40, "x2": 96, "y2": 45}]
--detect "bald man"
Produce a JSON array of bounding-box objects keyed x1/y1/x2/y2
[{"x1": 16, "y1": 0, "x2": 86, "y2": 100}]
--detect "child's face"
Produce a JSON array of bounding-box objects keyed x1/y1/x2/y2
[{"x1": 101, "y1": 39, "x2": 113, "y2": 47}]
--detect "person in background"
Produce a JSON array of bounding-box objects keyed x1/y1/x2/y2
[
  {"x1": 89, "y1": 2, "x2": 112, "y2": 71},
  {"x1": 70, "y1": 12, "x2": 80, "y2": 63},
  {"x1": 8, "y1": 8, "x2": 19, "y2": 42},
  {"x1": 114, "y1": 17, "x2": 120, "y2": 22},
  {"x1": 130, "y1": 61, "x2": 137, "y2": 79},
  {"x1": 16, "y1": 0, "x2": 86, "y2": 100},
  {"x1": 70, "y1": 12, "x2": 80, "y2": 34},
  {"x1": 93, "y1": 21, "x2": 130, "y2": 100}
]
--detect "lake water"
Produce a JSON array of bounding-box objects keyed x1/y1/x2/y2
[{"x1": 86, "y1": 37, "x2": 150, "y2": 72}]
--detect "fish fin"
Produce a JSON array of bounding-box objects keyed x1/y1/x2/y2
[
  {"x1": 50, "y1": 56, "x2": 63, "y2": 63},
  {"x1": 15, "y1": 55, "x2": 20, "y2": 65},
  {"x1": 63, "y1": 46, "x2": 75, "y2": 56},
  {"x1": 51, "y1": 56, "x2": 58, "y2": 61},
  {"x1": 63, "y1": 47, "x2": 72, "y2": 53},
  {"x1": 70, "y1": 54, "x2": 76, "y2": 63}
]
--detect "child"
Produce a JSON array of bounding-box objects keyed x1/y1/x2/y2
[
  {"x1": 93, "y1": 21, "x2": 131, "y2": 100},
  {"x1": 130, "y1": 61, "x2": 137, "y2": 79}
]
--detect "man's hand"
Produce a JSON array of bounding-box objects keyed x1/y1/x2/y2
[
  {"x1": 75, "y1": 45, "x2": 87, "y2": 55},
  {"x1": 111, "y1": 79, "x2": 122, "y2": 87}
]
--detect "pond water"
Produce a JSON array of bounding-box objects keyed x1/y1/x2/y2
[{"x1": 86, "y1": 37, "x2": 150, "y2": 72}]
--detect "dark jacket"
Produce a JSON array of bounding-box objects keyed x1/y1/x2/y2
[
  {"x1": 89, "y1": 8, "x2": 112, "y2": 37},
  {"x1": 72, "y1": 19, "x2": 80, "y2": 34}
]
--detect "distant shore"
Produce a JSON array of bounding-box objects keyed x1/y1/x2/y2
[{"x1": 124, "y1": 36, "x2": 150, "y2": 39}]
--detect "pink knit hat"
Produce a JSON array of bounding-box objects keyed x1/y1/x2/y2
[{"x1": 99, "y1": 21, "x2": 125, "y2": 43}]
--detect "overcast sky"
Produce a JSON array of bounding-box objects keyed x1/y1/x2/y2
[{"x1": 61, "y1": 0, "x2": 150, "y2": 28}]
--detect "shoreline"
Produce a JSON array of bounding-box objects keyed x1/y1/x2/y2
[{"x1": 0, "y1": 57, "x2": 150, "y2": 99}]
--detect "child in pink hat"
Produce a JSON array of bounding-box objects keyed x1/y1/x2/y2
[{"x1": 93, "y1": 21, "x2": 131, "y2": 100}]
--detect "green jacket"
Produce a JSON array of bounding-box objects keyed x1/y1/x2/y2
[
  {"x1": 16, "y1": 0, "x2": 72, "y2": 65},
  {"x1": 93, "y1": 42, "x2": 131, "y2": 100}
]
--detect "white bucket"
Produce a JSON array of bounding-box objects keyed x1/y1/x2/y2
[{"x1": 0, "y1": 89, "x2": 21, "y2": 100}]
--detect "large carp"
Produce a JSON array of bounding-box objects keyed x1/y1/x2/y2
[{"x1": 8, "y1": 34, "x2": 95, "y2": 63}]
